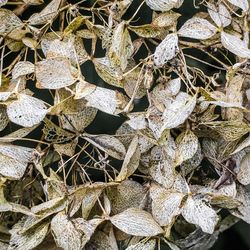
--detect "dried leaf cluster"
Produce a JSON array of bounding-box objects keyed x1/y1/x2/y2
[{"x1": 0, "y1": 0, "x2": 250, "y2": 249}]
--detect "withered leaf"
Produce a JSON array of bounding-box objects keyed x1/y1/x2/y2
[
  {"x1": 227, "y1": 0, "x2": 249, "y2": 11},
  {"x1": 51, "y1": 212, "x2": 82, "y2": 250},
  {"x1": 207, "y1": 3, "x2": 231, "y2": 28},
  {"x1": 12, "y1": 61, "x2": 35, "y2": 80},
  {"x1": 0, "y1": 143, "x2": 34, "y2": 179},
  {"x1": 126, "y1": 239, "x2": 156, "y2": 250},
  {"x1": 161, "y1": 92, "x2": 197, "y2": 130},
  {"x1": 0, "y1": 105, "x2": 9, "y2": 132},
  {"x1": 93, "y1": 57, "x2": 123, "y2": 88},
  {"x1": 237, "y1": 153, "x2": 250, "y2": 185},
  {"x1": 108, "y1": 22, "x2": 134, "y2": 71},
  {"x1": 154, "y1": 33, "x2": 179, "y2": 66},
  {"x1": 27, "y1": 0, "x2": 61, "y2": 25},
  {"x1": 0, "y1": 9, "x2": 23, "y2": 36},
  {"x1": 107, "y1": 180, "x2": 147, "y2": 214},
  {"x1": 181, "y1": 196, "x2": 219, "y2": 234},
  {"x1": 36, "y1": 57, "x2": 77, "y2": 89},
  {"x1": 150, "y1": 184, "x2": 184, "y2": 226},
  {"x1": 7, "y1": 94, "x2": 47, "y2": 127},
  {"x1": 178, "y1": 17, "x2": 217, "y2": 40},
  {"x1": 146, "y1": 0, "x2": 183, "y2": 11},
  {"x1": 9, "y1": 220, "x2": 49, "y2": 250},
  {"x1": 221, "y1": 31, "x2": 250, "y2": 58},
  {"x1": 116, "y1": 136, "x2": 141, "y2": 181},
  {"x1": 43, "y1": 118, "x2": 75, "y2": 144},
  {"x1": 84, "y1": 87, "x2": 128, "y2": 115},
  {"x1": 84, "y1": 135, "x2": 126, "y2": 160},
  {"x1": 110, "y1": 208, "x2": 164, "y2": 236},
  {"x1": 129, "y1": 24, "x2": 162, "y2": 38},
  {"x1": 152, "y1": 11, "x2": 181, "y2": 27},
  {"x1": 175, "y1": 130, "x2": 199, "y2": 166}
]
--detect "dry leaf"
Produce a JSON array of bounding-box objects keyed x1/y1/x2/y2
[
  {"x1": 154, "y1": 33, "x2": 179, "y2": 66},
  {"x1": 51, "y1": 212, "x2": 82, "y2": 250},
  {"x1": 181, "y1": 196, "x2": 219, "y2": 234},
  {"x1": 9, "y1": 220, "x2": 49, "y2": 250},
  {"x1": 207, "y1": 3, "x2": 231, "y2": 28},
  {"x1": 175, "y1": 130, "x2": 199, "y2": 166},
  {"x1": 146, "y1": 0, "x2": 183, "y2": 11},
  {"x1": 227, "y1": 0, "x2": 249, "y2": 11},
  {"x1": 126, "y1": 239, "x2": 156, "y2": 250},
  {"x1": 221, "y1": 31, "x2": 250, "y2": 58},
  {"x1": 178, "y1": 17, "x2": 217, "y2": 40},
  {"x1": 0, "y1": 143, "x2": 34, "y2": 179},
  {"x1": 108, "y1": 22, "x2": 134, "y2": 71},
  {"x1": 150, "y1": 184, "x2": 184, "y2": 226},
  {"x1": 84, "y1": 135, "x2": 126, "y2": 160},
  {"x1": 110, "y1": 208, "x2": 164, "y2": 236},
  {"x1": 27, "y1": 0, "x2": 61, "y2": 25},
  {"x1": 161, "y1": 92, "x2": 197, "y2": 130},
  {"x1": 0, "y1": 9, "x2": 23, "y2": 35},
  {"x1": 237, "y1": 153, "x2": 250, "y2": 185},
  {"x1": 7, "y1": 94, "x2": 47, "y2": 127},
  {"x1": 36, "y1": 57, "x2": 77, "y2": 89},
  {"x1": 116, "y1": 136, "x2": 141, "y2": 181}
]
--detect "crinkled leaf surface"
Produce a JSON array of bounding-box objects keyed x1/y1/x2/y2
[
  {"x1": 7, "y1": 94, "x2": 47, "y2": 127},
  {"x1": 110, "y1": 208, "x2": 164, "y2": 236},
  {"x1": 178, "y1": 17, "x2": 217, "y2": 40}
]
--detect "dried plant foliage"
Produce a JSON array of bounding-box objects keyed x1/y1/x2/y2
[{"x1": 0, "y1": 0, "x2": 250, "y2": 249}]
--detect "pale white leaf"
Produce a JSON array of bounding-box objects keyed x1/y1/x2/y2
[
  {"x1": 27, "y1": 0, "x2": 61, "y2": 25},
  {"x1": 84, "y1": 87, "x2": 128, "y2": 115},
  {"x1": 0, "y1": 9, "x2": 23, "y2": 35},
  {"x1": 46, "y1": 38, "x2": 78, "y2": 65},
  {"x1": 0, "y1": 143, "x2": 34, "y2": 179},
  {"x1": 237, "y1": 153, "x2": 250, "y2": 185},
  {"x1": 7, "y1": 94, "x2": 47, "y2": 127},
  {"x1": 110, "y1": 208, "x2": 163, "y2": 236},
  {"x1": 227, "y1": 0, "x2": 249, "y2": 11},
  {"x1": 146, "y1": 0, "x2": 183, "y2": 11},
  {"x1": 207, "y1": 3, "x2": 231, "y2": 28},
  {"x1": 221, "y1": 31, "x2": 250, "y2": 58},
  {"x1": 150, "y1": 184, "x2": 184, "y2": 226},
  {"x1": 166, "y1": 77, "x2": 181, "y2": 96},
  {"x1": 178, "y1": 17, "x2": 217, "y2": 40},
  {"x1": 36, "y1": 57, "x2": 77, "y2": 89},
  {"x1": 154, "y1": 33, "x2": 179, "y2": 66},
  {"x1": 51, "y1": 212, "x2": 82, "y2": 250},
  {"x1": 12, "y1": 61, "x2": 35, "y2": 79},
  {"x1": 149, "y1": 158, "x2": 176, "y2": 189},
  {"x1": 161, "y1": 92, "x2": 196, "y2": 130},
  {"x1": 182, "y1": 196, "x2": 219, "y2": 234},
  {"x1": 175, "y1": 130, "x2": 199, "y2": 166}
]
